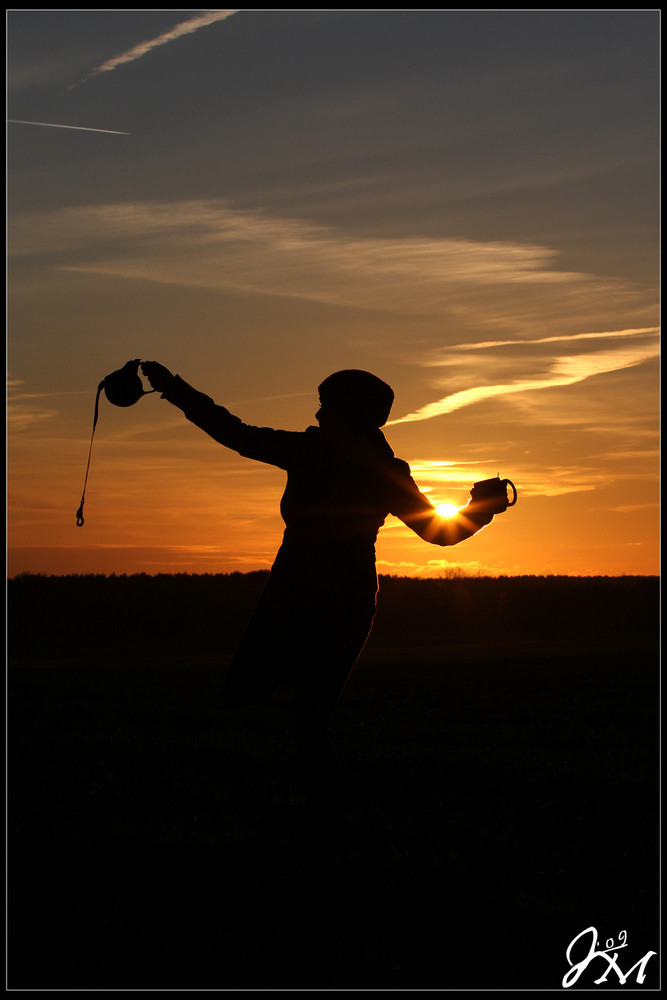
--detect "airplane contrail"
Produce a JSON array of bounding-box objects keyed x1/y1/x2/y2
[
  {"x1": 8, "y1": 119, "x2": 130, "y2": 135},
  {"x1": 71, "y1": 10, "x2": 238, "y2": 87}
]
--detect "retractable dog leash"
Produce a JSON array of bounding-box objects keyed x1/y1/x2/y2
[{"x1": 76, "y1": 359, "x2": 156, "y2": 526}]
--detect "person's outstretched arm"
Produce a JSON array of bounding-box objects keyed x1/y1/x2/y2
[
  {"x1": 389, "y1": 460, "x2": 497, "y2": 546},
  {"x1": 141, "y1": 361, "x2": 302, "y2": 469}
]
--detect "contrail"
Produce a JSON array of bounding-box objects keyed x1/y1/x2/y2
[
  {"x1": 71, "y1": 10, "x2": 238, "y2": 87},
  {"x1": 8, "y1": 119, "x2": 130, "y2": 135},
  {"x1": 442, "y1": 326, "x2": 660, "y2": 353}
]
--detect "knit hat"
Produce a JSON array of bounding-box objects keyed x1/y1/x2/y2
[{"x1": 318, "y1": 369, "x2": 394, "y2": 427}]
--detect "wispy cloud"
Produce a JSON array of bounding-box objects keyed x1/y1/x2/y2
[
  {"x1": 72, "y1": 11, "x2": 238, "y2": 87},
  {"x1": 9, "y1": 199, "x2": 654, "y2": 339},
  {"x1": 376, "y1": 557, "x2": 521, "y2": 579},
  {"x1": 7, "y1": 377, "x2": 59, "y2": 431},
  {"x1": 441, "y1": 327, "x2": 660, "y2": 353},
  {"x1": 390, "y1": 458, "x2": 609, "y2": 501},
  {"x1": 8, "y1": 200, "x2": 658, "y2": 439},
  {"x1": 390, "y1": 339, "x2": 659, "y2": 424}
]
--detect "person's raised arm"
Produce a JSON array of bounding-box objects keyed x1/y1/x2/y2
[
  {"x1": 389, "y1": 461, "x2": 499, "y2": 547},
  {"x1": 140, "y1": 361, "x2": 302, "y2": 469}
]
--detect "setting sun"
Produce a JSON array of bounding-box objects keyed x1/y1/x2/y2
[{"x1": 435, "y1": 502, "x2": 460, "y2": 519}]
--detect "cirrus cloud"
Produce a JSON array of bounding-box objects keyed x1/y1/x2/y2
[
  {"x1": 71, "y1": 11, "x2": 238, "y2": 87},
  {"x1": 9, "y1": 198, "x2": 654, "y2": 340},
  {"x1": 390, "y1": 337, "x2": 659, "y2": 424}
]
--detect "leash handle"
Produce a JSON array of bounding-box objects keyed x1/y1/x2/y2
[{"x1": 76, "y1": 380, "x2": 105, "y2": 527}]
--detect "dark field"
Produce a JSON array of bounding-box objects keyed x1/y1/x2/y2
[{"x1": 8, "y1": 574, "x2": 660, "y2": 989}]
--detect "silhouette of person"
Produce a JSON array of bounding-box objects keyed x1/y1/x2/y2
[{"x1": 141, "y1": 362, "x2": 506, "y2": 783}]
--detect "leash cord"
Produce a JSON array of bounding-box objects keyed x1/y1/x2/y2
[{"x1": 76, "y1": 381, "x2": 105, "y2": 526}]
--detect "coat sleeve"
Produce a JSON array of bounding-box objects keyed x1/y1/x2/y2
[
  {"x1": 388, "y1": 459, "x2": 493, "y2": 546},
  {"x1": 161, "y1": 375, "x2": 304, "y2": 470}
]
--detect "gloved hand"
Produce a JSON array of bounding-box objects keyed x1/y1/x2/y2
[
  {"x1": 461, "y1": 498, "x2": 495, "y2": 526},
  {"x1": 140, "y1": 361, "x2": 175, "y2": 394},
  {"x1": 469, "y1": 477, "x2": 514, "y2": 515}
]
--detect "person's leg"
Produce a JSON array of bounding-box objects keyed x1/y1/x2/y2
[{"x1": 292, "y1": 662, "x2": 353, "y2": 793}]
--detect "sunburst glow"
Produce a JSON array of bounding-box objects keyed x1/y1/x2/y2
[{"x1": 435, "y1": 502, "x2": 460, "y2": 519}]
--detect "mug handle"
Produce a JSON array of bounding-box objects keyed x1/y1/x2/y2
[{"x1": 503, "y1": 479, "x2": 518, "y2": 507}]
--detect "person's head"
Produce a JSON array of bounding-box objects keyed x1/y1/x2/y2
[{"x1": 317, "y1": 369, "x2": 394, "y2": 430}]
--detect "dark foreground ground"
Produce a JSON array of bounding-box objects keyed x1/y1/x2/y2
[{"x1": 8, "y1": 574, "x2": 660, "y2": 989}]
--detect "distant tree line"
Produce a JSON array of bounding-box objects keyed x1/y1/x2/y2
[{"x1": 8, "y1": 572, "x2": 659, "y2": 660}]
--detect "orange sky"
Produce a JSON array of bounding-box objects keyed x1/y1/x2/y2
[{"x1": 8, "y1": 11, "x2": 660, "y2": 578}]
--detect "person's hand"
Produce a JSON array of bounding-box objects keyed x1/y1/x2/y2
[
  {"x1": 468, "y1": 494, "x2": 507, "y2": 516},
  {"x1": 141, "y1": 361, "x2": 174, "y2": 393},
  {"x1": 462, "y1": 498, "x2": 495, "y2": 525},
  {"x1": 469, "y1": 481, "x2": 509, "y2": 515}
]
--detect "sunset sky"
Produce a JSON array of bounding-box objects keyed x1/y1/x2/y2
[{"x1": 7, "y1": 10, "x2": 660, "y2": 578}]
